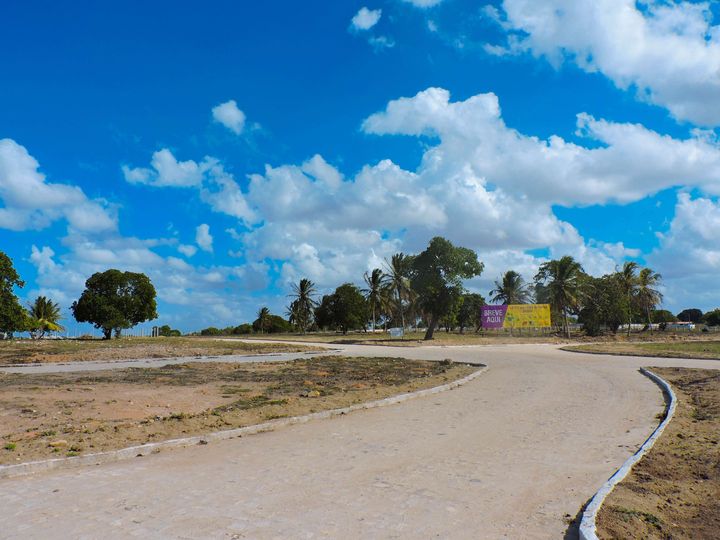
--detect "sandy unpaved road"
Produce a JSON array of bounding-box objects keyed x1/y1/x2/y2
[{"x1": 1, "y1": 343, "x2": 718, "y2": 539}]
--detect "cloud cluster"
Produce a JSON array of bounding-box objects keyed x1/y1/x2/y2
[
  {"x1": 351, "y1": 7, "x2": 382, "y2": 31},
  {"x1": 402, "y1": 0, "x2": 443, "y2": 8},
  {"x1": 491, "y1": 0, "x2": 720, "y2": 125},
  {"x1": 122, "y1": 148, "x2": 211, "y2": 187},
  {"x1": 27, "y1": 233, "x2": 273, "y2": 330},
  {"x1": 212, "y1": 99, "x2": 246, "y2": 135},
  {"x1": 649, "y1": 193, "x2": 720, "y2": 310},
  {"x1": 120, "y1": 86, "x2": 720, "y2": 308},
  {"x1": 363, "y1": 88, "x2": 720, "y2": 205},
  {"x1": 0, "y1": 139, "x2": 116, "y2": 233}
]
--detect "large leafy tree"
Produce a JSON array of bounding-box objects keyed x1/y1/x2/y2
[
  {"x1": 410, "y1": 237, "x2": 484, "y2": 340},
  {"x1": 288, "y1": 278, "x2": 317, "y2": 334},
  {"x1": 636, "y1": 267, "x2": 663, "y2": 331},
  {"x1": 457, "y1": 293, "x2": 485, "y2": 333},
  {"x1": 362, "y1": 268, "x2": 386, "y2": 332},
  {"x1": 534, "y1": 256, "x2": 585, "y2": 338},
  {"x1": 313, "y1": 295, "x2": 334, "y2": 331},
  {"x1": 71, "y1": 269, "x2": 157, "y2": 339},
  {"x1": 327, "y1": 283, "x2": 368, "y2": 335},
  {"x1": 703, "y1": 309, "x2": 720, "y2": 327},
  {"x1": 490, "y1": 270, "x2": 531, "y2": 305},
  {"x1": 677, "y1": 308, "x2": 703, "y2": 323},
  {"x1": 578, "y1": 274, "x2": 626, "y2": 336},
  {"x1": 27, "y1": 296, "x2": 65, "y2": 339},
  {"x1": 0, "y1": 251, "x2": 29, "y2": 335}
]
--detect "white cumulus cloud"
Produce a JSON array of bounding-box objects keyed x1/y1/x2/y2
[
  {"x1": 351, "y1": 7, "x2": 382, "y2": 31},
  {"x1": 0, "y1": 138, "x2": 116, "y2": 233},
  {"x1": 178, "y1": 244, "x2": 197, "y2": 257},
  {"x1": 195, "y1": 223, "x2": 213, "y2": 252},
  {"x1": 212, "y1": 99, "x2": 246, "y2": 135},
  {"x1": 122, "y1": 148, "x2": 209, "y2": 187},
  {"x1": 492, "y1": 0, "x2": 720, "y2": 125}
]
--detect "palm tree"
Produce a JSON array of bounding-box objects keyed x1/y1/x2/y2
[
  {"x1": 27, "y1": 296, "x2": 64, "y2": 339},
  {"x1": 618, "y1": 261, "x2": 639, "y2": 336},
  {"x1": 534, "y1": 256, "x2": 585, "y2": 338},
  {"x1": 384, "y1": 253, "x2": 413, "y2": 330},
  {"x1": 490, "y1": 270, "x2": 531, "y2": 305},
  {"x1": 288, "y1": 278, "x2": 317, "y2": 333},
  {"x1": 637, "y1": 267, "x2": 663, "y2": 332},
  {"x1": 256, "y1": 306, "x2": 270, "y2": 334},
  {"x1": 362, "y1": 268, "x2": 384, "y2": 332}
]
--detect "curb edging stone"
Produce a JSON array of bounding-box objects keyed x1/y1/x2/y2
[
  {"x1": 578, "y1": 367, "x2": 677, "y2": 540},
  {"x1": 0, "y1": 363, "x2": 487, "y2": 480}
]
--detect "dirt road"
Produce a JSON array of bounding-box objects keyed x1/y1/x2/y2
[{"x1": 1, "y1": 343, "x2": 718, "y2": 539}]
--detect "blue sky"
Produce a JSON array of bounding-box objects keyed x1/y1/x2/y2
[{"x1": 2, "y1": 0, "x2": 720, "y2": 332}]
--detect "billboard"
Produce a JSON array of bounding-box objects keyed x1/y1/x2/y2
[{"x1": 481, "y1": 304, "x2": 551, "y2": 329}]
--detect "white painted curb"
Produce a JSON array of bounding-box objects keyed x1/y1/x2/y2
[
  {"x1": 0, "y1": 363, "x2": 487, "y2": 480},
  {"x1": 578, "y1": 368, "x2": 677, "y2": 540}
]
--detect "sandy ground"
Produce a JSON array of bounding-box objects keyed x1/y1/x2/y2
[
  {"x1": 0, "y1": 357, "x2": 473, "y2": 464},
  {"x1": 0, "y1": 337, "x2": 316, "y2": 365},
  {"x1": 597, "y1": 367, "x2": 720, "y2": 539},
  {"x1": 1, "y1": 343, "x2": 718, "y2": 539}
]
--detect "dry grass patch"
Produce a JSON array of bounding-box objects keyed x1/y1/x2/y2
[
  {"x1": 0, "y1": 337, "x2": 317, "y2": 365},
  {"x1": 565, "y1": 340, "x2": 720, "y2": 360},
  {"x1": 596, "y1": 367, "x2": 720, "y2": 539},
  {"x1": 0, "y1": 356, "x2": 476, "y2": 465}
]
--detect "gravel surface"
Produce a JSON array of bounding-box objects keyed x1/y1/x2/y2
[{"x1": 1, "y1": 342, "x2": 718, "y2": 539}]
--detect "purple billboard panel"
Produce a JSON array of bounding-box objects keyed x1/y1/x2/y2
[{"x1": 481, "y1": 305, "x2": 508, "y2": 329}]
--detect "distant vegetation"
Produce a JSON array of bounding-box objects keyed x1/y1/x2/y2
[{"x1": 1, "y1": 237, "x2": 719, "y2": 341}]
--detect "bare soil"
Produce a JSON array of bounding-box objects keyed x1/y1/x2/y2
[
  {"x1": 0, "y1": 356, "x2": 474, "y2": 465},
  {"x1": 596, "y1": 367, "x2": 720, "y2": 539},
  {"x1": 0, "y1": 337, "x2": 316, "y2": 365}
]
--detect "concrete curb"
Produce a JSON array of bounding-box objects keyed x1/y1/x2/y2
[
  {"x1": 0, "y1": 363, "x2": 487, "y2": 480},
  {"x1": 578, "y1": 368, "x2": 677, "y2": 540}
]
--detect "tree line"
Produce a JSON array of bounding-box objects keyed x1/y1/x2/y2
[
  {"x1": 206, "y1": 238, "x2": 720, "y2": 340},
  {"x1": 1, "y1": 243, "x2": 719, "y2": 340}
]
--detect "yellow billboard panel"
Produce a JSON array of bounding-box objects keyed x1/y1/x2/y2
[{"x1": 505, "y1": 304, "x2": 551, "y2": 328}]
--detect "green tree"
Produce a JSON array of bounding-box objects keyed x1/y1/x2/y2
[
  {"x1": 0, "y1": 251, "x2": 28, "y2": 336},
  {"x1": 618, "y1": 261, "x2": 639, "y2": 336},
  {"x1": 254, "y1": 306, "x2": 271, "y2": 334},
  {"x1": 384, "y1": 253, "x2": 413, "y2": 330},
  {"x1": 578, "y1": 274, "x2": 626, "y2": 336},
  {"x1": 27, "y1": 296, "x2": 65, "y2": 339},
  {"x1": 252, "y1": 313, "x2": 291, "y2": 333},
  {"x1": 328, "y1": 283, "x2": 368, "y2": 334},
  {"x1": 534, "y1": 256, "x2": 585, "y2": 338},
  {"x1": 158, "y1": 324, "x2": 181, "y2": 337},
  {"x1": 490, "y1": 270, "x2": 531, "y2": 305},
  {"x1": 457, "y1": 293, "x2": 485, "y2": 333},
  {"x1": 71, "y1": 269, "x2": 158, "y2": 339},
  {"x1": 314, "y1": 295, "x2": 334, "y2": 331},
  {"x1": 288, "y1": 278, "x2": 317, "y2": 333},
  {"x1": 703, "y1": 309, "x2": 720, "y2": 327},
  {"x1": 651, "y1": 310, "x2": 677, "y2": 324},
  {"x1": 636, "y1": 267, "x2": 663, "y2": 332},
  {"x1": 362, "y1": 268, "x2": 385, "y2": 332},
  {"x1": 410, "y1": 237, "x2": 484, "y2": 340},
  {"x1": 677, "y1": 308, "x2": 703, "y2": 323}
]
